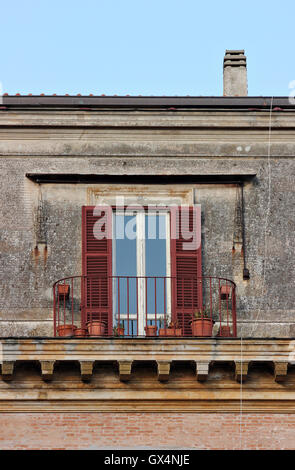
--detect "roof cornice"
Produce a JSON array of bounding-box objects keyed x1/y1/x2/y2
[{"x1": 1, "y1": 95, "x2": 294, "y2": 109}]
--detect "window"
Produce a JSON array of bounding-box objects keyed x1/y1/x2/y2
[
  {"x1": 82, "y1": 205, "x2": 202, "y2": 336},
  {"x1": 113, "y1": 210, "x2": 171, "y2": 335}
]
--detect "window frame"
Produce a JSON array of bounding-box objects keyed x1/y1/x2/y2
[{"x1": 111, "y1": 207, "x2": 171, "y2": 335}]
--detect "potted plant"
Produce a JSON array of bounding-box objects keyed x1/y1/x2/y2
[
  {"x1": 57, "y1": 324, "x2": 77, "y2": 337},
  {"x1": 218, "y1": 325, "x2": 232, "y2": 337},
  {"x1": 158, "y1": 317, "x2": 167, "y2": 336},
  {"x1": 113, "y1": 322, "x2": 125, "y2": 337},
  {"x1": 191, "y1": 309, "x2": 213, "y2": 337},
  {"x1": 74, "y1": 327, "x2": 88, "y2": 337},
  {"x1": 169, "y1": 321, "x2": 182, "y2": 337},
  {"x1": 220, "y1": 285, "x2": 231, "y2": 300},
  {"x1": 57, "y1": 284, "x2": 70, "y2": 299},
  {"x1": 159, "y1": 318, "x2": 182, "y2": 337},
  {"x1": 144, "y1": 324, "x2": 157, "y2": 336},
  {"x1": 87, "y1": 320, "x2": 106, "y2": 336}
]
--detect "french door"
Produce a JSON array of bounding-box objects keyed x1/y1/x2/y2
[
  {"x1": 82, "y1": 205, "x2": 202, "y2": 336},
  {"x1": 112, "y1": 210, "x2": 171, "y2": 335}
]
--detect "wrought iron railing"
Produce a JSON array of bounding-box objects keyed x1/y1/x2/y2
[{"x1": 53, "y1": 275, "x2": 237, "y2": 338}]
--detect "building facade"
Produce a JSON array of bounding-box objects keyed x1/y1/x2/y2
[{"x1": 0, "y1": 51, "x2": 295, "y2": 449}]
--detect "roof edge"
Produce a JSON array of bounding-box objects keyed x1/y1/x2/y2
[{"x1": 1, "y1": 96, "x2": 294, "y2": 109}]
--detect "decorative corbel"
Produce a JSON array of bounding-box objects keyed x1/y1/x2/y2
[
  {"x1": 274, "y1": 362, "x2": 288, "y2": 382},
  {"x1": 118, "y1": 361, "x2": 133, "y2": 382},
  {"x1": 1, "y1": 361, "x2": 15, "y2": 381},
  {"x1": 195, "y1": 361, "x2": 210, "y2": 382},
  {"x1": 40, "y1": 361, "x2": 55, "y2": 381},
  {"x1": 80, "y1": 361, "x2": 94, "y2": 381},
  {"x1": 157, "y1": 361, "x2": 171, "y2": 382},
  {"x1": 235, "y1": 361, "x2": 249, "y2": 382}
]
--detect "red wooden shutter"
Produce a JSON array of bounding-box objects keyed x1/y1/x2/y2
[
  {"x1": 171, "y1": 205, "x2": 202, "y2": 335},
  {"x1": 82, "y1": 206, "x2": 113, "y2": 335}
]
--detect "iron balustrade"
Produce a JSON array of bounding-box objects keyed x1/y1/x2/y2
[{"x1": 53, "y1": 275, "x2": 237, "y2": 338}]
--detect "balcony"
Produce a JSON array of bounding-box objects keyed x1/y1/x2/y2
[{"x1": 53, "y1": 275, "x2": 237, "y2": 338}]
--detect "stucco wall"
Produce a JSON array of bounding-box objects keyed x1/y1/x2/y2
[{"x1": 0, "y1": 108, "x2": 294, "y2": 336}]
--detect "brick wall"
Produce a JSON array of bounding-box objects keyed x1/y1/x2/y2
[{"x1": 0, "y1": 413, "x2": 294, "y2": 450}]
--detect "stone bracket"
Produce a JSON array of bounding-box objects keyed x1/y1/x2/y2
[
  {"x1": 1, "y1": 361, "x2": 15, "y2": 381},
  {"x1": 157, "y1": 361, "x2": 171, "y2": 382},
  {"x1": 195, "y1": 361, "x2": 210, "y2": 382},
  {"x1": 274, "y1": 362, "x2": 288, "y2": 382},
  {"x1": 40, "y1": 361, "x2": 55, "y2": 381},
  {"x1": 235, "y1": 361, "x2": 249, "y2": 382},
  {"x1": 118, "y1": 361, "x2": 133, "y2": 382},
  {"x1": 80, "y1": 361, "x2": 94, "y2": 381}
]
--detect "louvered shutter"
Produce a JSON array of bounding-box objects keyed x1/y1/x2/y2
[
  {"x1": 82, "y1": 206, "x2": 113, "y2": 335},
  {"x1": 171, "y1": 205, "x2": 202, "y2": 335}
]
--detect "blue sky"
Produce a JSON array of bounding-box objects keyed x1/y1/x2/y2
[{"x1": 1, "y1": 0, "x2": 294, "y2": 96}]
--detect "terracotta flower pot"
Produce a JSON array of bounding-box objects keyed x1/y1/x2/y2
[
  {"x1": 174, "y1": 328, "x2": 182, "y2": 337},
  {"x1": 159, "y1": 328, "x2": 182, "y2": 337},
  {"x1": 159, "y1": 328, "x2": 168, "y2": 336},
  {"x1": 87, "y1": 320, "x2": 106, "y2": 336},
  {"x1": 74, "y1": 328, "x2": 88, "y2": 337},
  {"x1": 144, "y1": 325, "x2": 157, "y2": 336},
  {"x1": 117, "y1": 327, "x2": 125, "y2": 336},
  {"x1": 191, "y1": 318, "x2": 213, "y2": 337},
  {"x1": 218, "y1": 325, "x2": 232, "y2": 337},
  {"x1": 57, "y1": 324, "x2": 76, "y2": 337},
  {"x1": 220, "y1": 285, "x2": 231, "y2": 300},
  {"x1": 57, "y1": 284, "x2": 70, "y2": 299}
]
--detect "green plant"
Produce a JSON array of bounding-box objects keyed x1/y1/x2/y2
[
  {"x1": 113, "y1": 322, "x2": 124, "y2": 336},
  {"x1": 193, "y1": 309, "x2": 211, "y2": 320},
  {"x1": 159, "y1": 318, "x2": 179, "y2": 329},
  {"x1": 159, "y1": 317, "x2": 169, "y2": 328}
]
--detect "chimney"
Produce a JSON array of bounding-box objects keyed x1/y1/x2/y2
[{"x1": 223, "y1": 50, "x2": 247, "y2": 96}]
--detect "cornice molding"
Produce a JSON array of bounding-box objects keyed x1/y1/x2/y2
[
  {"x1": 1, "y1": 338, "x2": 295, "y2": 413},
  {"x1": 1, "y1": 338, "x2": 294, "y2": 363},
  {"x1": 1, "y1": 400, "x2": 295, "y2": 413}
]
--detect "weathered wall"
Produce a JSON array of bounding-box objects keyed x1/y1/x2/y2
[{"x1": 0, "y1": 108, "x2": 294, "y2": 336}]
